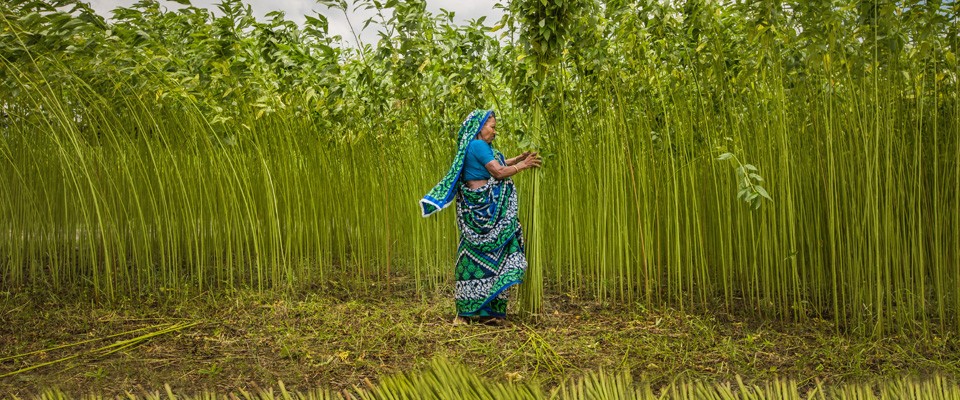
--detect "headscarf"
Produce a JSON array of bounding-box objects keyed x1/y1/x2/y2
[{"x1": 420, "y1": 109, "x2": 494, "y2": 217}]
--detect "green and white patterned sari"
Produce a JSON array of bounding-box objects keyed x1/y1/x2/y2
[{"x1": 420, "y1": 110, "x2": 527, "y2": 318}]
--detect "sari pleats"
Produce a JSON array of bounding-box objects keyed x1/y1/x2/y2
[{"x1": 454, "y1": 177, "x2": 527, "y2": 317}]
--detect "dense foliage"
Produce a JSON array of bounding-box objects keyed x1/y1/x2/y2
[{"x1": 1, "y1": 0, "x2": 957, "y2": 335}]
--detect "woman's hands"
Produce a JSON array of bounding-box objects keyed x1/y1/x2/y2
[
  {"x1": 507, "y1": 151, "x2": 538, "y2": 167},
  {"x1": 516, "y1": 152, "x2": 542, "y2": 171},
  {"x1": 513, "y1": 151, "x2": 534, "y2": 163},
  {"x1": 480, "y1": 152, "x2": 543, "y2": 183}
]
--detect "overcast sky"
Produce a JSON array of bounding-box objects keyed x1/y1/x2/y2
[{"x1": 86, "y1": 0, "x2": 504, "y2": 46}]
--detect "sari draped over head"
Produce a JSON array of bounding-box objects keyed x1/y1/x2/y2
[{"x1": 420, "y1": 109, "x2": 527, "y2": 317}]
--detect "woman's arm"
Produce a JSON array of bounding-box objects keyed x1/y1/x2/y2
[{"x1": 484, "y1": 153, "x2": 541, "y2": 180}]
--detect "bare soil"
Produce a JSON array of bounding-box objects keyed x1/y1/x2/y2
[{"x1": 1, "y1": 280, "x2": 958, "y2": 397}]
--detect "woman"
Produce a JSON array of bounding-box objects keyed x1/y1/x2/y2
[{"x1": 420, "y1": 110, "x2": 542, "y2": 324}]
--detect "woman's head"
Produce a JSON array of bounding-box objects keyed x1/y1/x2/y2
[{"x1": 477, "y1": 112, "x2": 496, "y2": 143}]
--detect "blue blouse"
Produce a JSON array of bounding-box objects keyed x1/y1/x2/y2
[{"x1": 462, "y1": 139, "x2": 495, "y2": 181}]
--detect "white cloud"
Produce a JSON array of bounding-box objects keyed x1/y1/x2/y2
[{"x1": 86, "y1": 0, "x2": 504, "y2": 46}]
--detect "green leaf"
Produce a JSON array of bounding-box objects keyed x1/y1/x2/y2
[{"x1": 755, "y1": 186, "x2": 773, "y2": 201}]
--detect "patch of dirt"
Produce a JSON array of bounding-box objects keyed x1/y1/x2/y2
[{"x1": 1, "y1": 282, "x2": 957, "y2": 397}]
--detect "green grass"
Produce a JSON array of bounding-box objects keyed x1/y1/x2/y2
[{"x1": 2, "y1": 283, "x2": 958, "y2": 397}]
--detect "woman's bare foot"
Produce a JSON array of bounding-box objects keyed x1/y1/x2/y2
[{"x1": 452, "y1": 316, "x2": 469, "y2": 326}]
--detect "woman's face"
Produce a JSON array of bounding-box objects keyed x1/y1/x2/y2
[{"x1": 478, "y1": 116, "x2": 496, "y2": 143}]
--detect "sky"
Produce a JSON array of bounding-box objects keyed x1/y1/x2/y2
[{"x1": 86, "y1": 0, "x2": 505, "y2": 46}]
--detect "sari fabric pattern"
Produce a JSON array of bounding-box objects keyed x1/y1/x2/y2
[
  {"x1": 420, "y1": 109, "x2": 527, "y2": 318},
  {"x1": 454, "y1": 168, "x2": 526, "y2": 317},
  {"x1": 420, "y1": 110, "x2": 493, "y2": 217}
]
